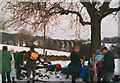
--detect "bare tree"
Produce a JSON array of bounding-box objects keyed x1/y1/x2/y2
[
  {"x1": 2, "y1": 0, "x2": 120, "y2": 56},
  {"x1": 17, "y1": 29, "x2": 33, "y2": 46}
]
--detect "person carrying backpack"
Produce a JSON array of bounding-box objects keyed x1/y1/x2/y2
[{"x1": 26, "y1": 46, "x2": 40, "y2": 80}]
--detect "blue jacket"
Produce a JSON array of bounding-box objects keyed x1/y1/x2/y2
[
  {"x1": 80, "y1": 66, "x2": 88, "y2": 79},
  {"x1": 95, "y1": 55, "x2": 103, "y2": 61},
  {"x1": 90, "y1": 55, "x2": 103, "y2": 65},
  {"x1": 60, "y1": 63, "x2": 71, "y2": 75},
  {"x1": 90, "y1": 49, "x2": 103, "y2": 65}
]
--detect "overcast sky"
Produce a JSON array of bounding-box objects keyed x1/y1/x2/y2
[
  {"x1": 0, "y1": 1, "x2": 119, "y2": 40},
  {"x1": 35, "y1": 14, "x2": 118, "y2": 40}
]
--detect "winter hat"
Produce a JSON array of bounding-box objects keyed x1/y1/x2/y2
[
  {"x1": 96, "y1": 49, "x2": 101, "y2": 55},
  {"x1": 2, "y1": 46, "x2": 8, "y2": 51},
  {"x1": 56, "y1": 64, "x2": 61, "y2": 68}
]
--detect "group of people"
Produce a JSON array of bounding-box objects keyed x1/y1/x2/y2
[
  {"x1": 0, "y1": 46, "x2": 40, "y2": 83},
  {"x1": 0, "y1": 45, "x2": 115, "y2": 83},
  {"x1": 70, "y1": 46, "x2": 115, "y2": 83}
]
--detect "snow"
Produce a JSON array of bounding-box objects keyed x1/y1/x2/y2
[
  {"x1": 104, "y1": 43, "x2": 116, "y2": 50},
  {"x1": 0, "y1": 43, "x2": 116, "y2": 57},
  {"x1": 0, "y1": 44, "x2": 120, "y2": 82},
  {"x1": 114, "y1": 59, "x2": 120, "y2": 75},
  {"x1": 0, "y1": 44, "x2": 71, "y2": 56},
  {"x1": 51, "y1": 59, "x2": 120, "y2": 75},
  {"x1": 16, "y1": 61, "x2": 83, "y2": 82},
  {"x1": 51, "y1": 61, "x2": 70, "y2": 68},
  {"x1": 0, "y1": 60, "x2": 120, "y2": 82}
]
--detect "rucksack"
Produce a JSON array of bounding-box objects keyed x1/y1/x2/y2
[
  {"x1": 97, "y1": 60, "x2": 104, "y2": 72},
  {"x1": 30, "y1": 52, "x2": 39, "y2": 60}
]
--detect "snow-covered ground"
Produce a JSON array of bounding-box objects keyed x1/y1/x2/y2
[
  {"x1": 0, "y1": 44, "x2": 71, "y2": 56},
  {"x1": 0, "y1": 61, "x2": 83, "y2": 82},
  {"x1": 51, "y1": 59, "x2": 120, "y2": 75},
  {"x1": 0, "y1": 43, "x2": 119, "y2": 82},
  {"x1": 51, "y1": 61, "x2": 71, "y2": 68},
  {"x1": 103, "y1": 43, "x2": 116, "y2": 50},
  {"x1": 0, "y1": 43, "x2": 116, "y2": 57},
  {"x1": 0, "y1": 59, "x2": 120, "y2": 82}
]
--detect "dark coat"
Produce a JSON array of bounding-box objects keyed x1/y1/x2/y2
[
  {"x1": 26, "y1": 51, "x2": 40, "y2": 67},
  {"x1": 70, "y1": 51, "x2": 80, "y2": 66},
  {"x1": 15, "y1": 52, "x2": 23, "y2": 65},
  {"x1": 103, "y1": 51, "x2": 115, "y2": 73}
]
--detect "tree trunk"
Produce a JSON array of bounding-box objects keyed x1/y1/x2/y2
[
  {"x1": 20, "y1": 41, "x2": 23, "y2": 46},
  {"x1": 90, "y1": 16, "x2": 102, "y2": 56}
]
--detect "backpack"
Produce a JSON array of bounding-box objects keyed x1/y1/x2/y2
[
  {"x1": 30, "y1": 52, "x2": 39, "y2": 60},
  {"x1": 97, "y1": 60, "x2": 104, "y2": 72}
]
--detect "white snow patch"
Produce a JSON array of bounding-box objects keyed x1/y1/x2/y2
[
  {"x1": 0, "y1": 44, "x2": 70, "y2": 56},
  {"x1": 103, "y1": 43, "x2": 116, "y2": 50},
  {"x1": 51, "y1": 61, "x2": 71, "y2": 68},
  {"x1": 114, "y1": 59, "x2": 120, "y2": 75}
]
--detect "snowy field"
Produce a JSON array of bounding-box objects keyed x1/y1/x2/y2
[
  {"x1": 104, "y1": 43, "x2": 116, "y2": 50},
  {"x1": 0, "y1": 43, "x2": 115, "y2": 56},
  {"x1": 0, "y1": 60, "x2": 120, "y2": 82},
  {"x1": 51, "y1": 59, "x2": 120, "y2": 75},
  {"x1": 0, "y1": 61, "x2": 83, "y2": 82},
  {"x1": 0, "y1": 44, "x2": 71, "y2": 56},
  {"x1": 0, "y1": 43, "x2": 119, "y2": 82}
]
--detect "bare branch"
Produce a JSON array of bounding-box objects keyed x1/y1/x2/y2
[
  {"x1": 81, "y1": 2, "x2": 98, "y2": 18},
  {"x1": 101, "y1": 7, "x2": 120, "y2": 18},
  {"x1": 99, "y1": 1, "x2": 111, "y2": 16},
  {"x1": 50, "y1": 6, "x2": 91, "y2": 26}
]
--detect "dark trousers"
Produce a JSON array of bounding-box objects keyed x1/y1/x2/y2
[
  {"x1": 2, "y1": 72, "x2": 11, "y2": 83},
  {"x1": 26, "y1": 62, "x2": 36, "y2": 79},
  {"x1": 16, "y1": 64, "x2": 21, "y2": 79},
  {"x1": 102, "y1": 72, "x2": 114, "y2": 83},
  {"x1": 70, "y1": 65, "x2": 79, "y2": 83}
]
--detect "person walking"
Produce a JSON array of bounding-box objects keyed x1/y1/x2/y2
[
  {"x1": 26, "y1": 47, "x2": 40, "y2": 81},
  {"x1": 101, "y1": 47, "x2": 115, "y2": 83},
  {"x1": 2, "y1": 46, "x2": 12, "y2": 83},
  {"x1": 70, "y1": 46, "x2": 80, "y2": 83}
]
